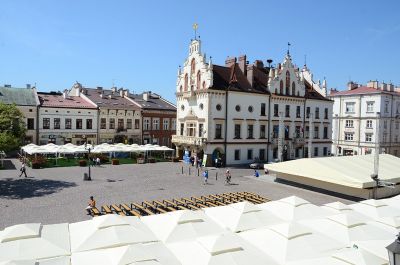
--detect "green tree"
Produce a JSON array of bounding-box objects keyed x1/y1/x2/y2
[{"x1": 0, "y1": 103, "x2": 26, "y2": 152}]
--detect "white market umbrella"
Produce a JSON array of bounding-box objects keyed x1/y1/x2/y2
[
  {"x1": 350, "y1": 199, "x2": 400, "y2": 219},
  {"x1": 141, "y1": 210, "x2": 225, "y2": 243},
  {"x1": 71, "y1": 243, "x2": 159, "y2": 265},
  {"x1": 367, "y1": 216, "x2": 400, "y2": 234},
  {"x1": 299, "y1": 212, "x2": 394, "y2": 245},
  {"x1": 0, "y1": 223, "x2": 70, "y2": 262},
  {"x1": 204, "y1": 201, "x2": 283, "y2": 232},
  {"x1": 69, "y1": 215, "x2": 158, "y2": 253},
  {"x1": 332, "y1": 248, "x2": 388, "y2": 265},
  {"x1": 239, "y1": 222, "x2": 345, "y2": 264},
  {"x1": 321, "y1": 201, "x2": 354, "y2": 214},
  {"x1": 352, "y1": 239, "x2": 394, "y2": 261},
  {"x1": 258, "y1": 196, "x2": 332, "y2": 221},
  {"x1": 0, "y1": 261, "x2": 37, "y2": 265},
  {"x1": 167, "y1": 232, "x2": 279, "y2": 265}
]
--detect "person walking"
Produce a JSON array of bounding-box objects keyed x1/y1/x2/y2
[
  {"x1": 203, "y1": 170, "x2": 209, "y2": 185},
  {"x1": 225, "y1": 169, "x2": 231, "y2": 184},
  {"x1": 19, "y1": 161, "x2": 27, "y2": 178},
  {"x1": 85, "y1": 196, "x2": 96, "y2": 215},
  {"x1": 96, "y1": 157, "x2": 100, "y2": 166}
]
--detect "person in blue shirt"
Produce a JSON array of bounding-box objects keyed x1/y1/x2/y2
[
  {"x1": 203, "y1": 170, "x2": 209, "y2": 185},
  {"x1": 254, "y1": 169, "x2": 259, "y2": 178}
]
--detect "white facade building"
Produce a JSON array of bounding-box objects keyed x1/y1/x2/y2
[
  {"x1": 38, "y1": 91, "x2": 98, "y2": 145},
  {"x1": 330, "y1": 81, "x2": 400, "y2": 157},
  {"x1": 172, "y1": 39, "x2": 333, "y2": 166}
]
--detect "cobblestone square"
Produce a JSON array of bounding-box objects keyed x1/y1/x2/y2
[{"x1": 0, "y1": 159, "x2": 353, "y2": 229}]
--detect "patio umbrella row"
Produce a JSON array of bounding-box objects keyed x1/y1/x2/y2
[
  {"x1": 1, "y1": 194, "x2": 399, "y2": 264},
  {"x1": 21, "y1": 143, "x2": 174, "y2": 155}
]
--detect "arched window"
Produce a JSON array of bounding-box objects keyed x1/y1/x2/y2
[
  {"x1": 275, "y1": 88, "x2": 278, "y2": 94},
  {"x1": 179, "y1": 85, "x2": 183, "y2": 92},
  {"x1": 191, "y1": 58, "x2": 196, "y2": 74},
  {"x1": 184, "y1": 74, "x2": 188, "y2": 91},
  {"x1": 292, "y1": 81, "x2": 296, "y2": 96},
  {"x1": 202, "y1": 81, "x2": 206, "y2": 90},
  {"x1": 280, "y1": 80, "x2": 284, "y2": 94},
  {"x1": 196, "y1": 71, "x2": 201, "y2": 90},
  {"x1": 285, "y1": 71, "x2": 290, "y2": 95}
]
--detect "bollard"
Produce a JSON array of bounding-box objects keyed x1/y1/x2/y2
[
  {"x1": 181, "y1": 166, "x2": 184, "y2": 174},
  {"x1": 197, "y1": 168, "x2": 200, "y2": 176},
  {"x1": 189, "y1": 167, "x2": 191, "y2": 175},
  {"x1": 216, "y1": 172, "x2": 218, "y2": 181}
]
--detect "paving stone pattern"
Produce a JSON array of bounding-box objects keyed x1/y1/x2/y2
[{"x1": 0, "y1": 159, "x2": 353, "y2": 229}]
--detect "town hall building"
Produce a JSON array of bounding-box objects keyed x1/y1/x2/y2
[{"x1": 172, "y1": 37, "x2": 333, "y2": 166}]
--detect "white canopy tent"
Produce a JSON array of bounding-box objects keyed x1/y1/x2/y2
[
  {"x1": 204, "y1": 201, "x2": 283, "y2": 232},
  {"x1": 239, "y1": 222, "x2": 345, "y2": 264},
  {"x1": 167, "y1": 232, "x2": 280, "y2": 265},
  {"x1": 69, "y1": 215, "x2": 158, "y2": 253},
  {"x1": 258, "y1": 196, "x2": 332, "y2": 221},
  {"x1": 298, "y1": 212, "x2": 394, "y2": 245},
  {"x1": 0, "y1": 223, "x2": 70, "y2": 263},
  {"x1": 141, "y1": 210, "x2": 225, "y2": 243}
]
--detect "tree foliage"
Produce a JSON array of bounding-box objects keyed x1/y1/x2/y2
[{"x1": 0, "y1": 103, "x2": 26, "y2": 152}]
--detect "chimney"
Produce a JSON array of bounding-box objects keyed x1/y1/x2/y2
[
  {"x1": 388, "y1": 83, "x2": 395, "y2": 92},
  {"x1": 63, "y1": 89, "x2": 68, "y2": 99},
  {"x1": 347, "y1": 81, "x2": 358, "y2": 90},
  {"x1": 254, "y1": 60, "x2": 264, "y2": 69},
  {"x1": 381, "y1": 82, "x2": 387, "y2": 91},
  {"x1": 246, "y1": 65, "x2": 254, "y2": 87},
  {"x1": 119, "y1": 88, "x2": 124, "y2": 97},
  {"x1": 238, "y1": 55, "x2": 247, "y2": 76},
  {"x1": 26, "y1": 84, "x2": 31, "y2": 89},
  {"x1": 111, "y1": 87, "x2": 117, "y2": 93},
  {"x1": 367, "y1": 80, "x2": 379, "y2": 89},
  {"x1": 225, "y1": 56, "x2": 236, "y2": 68},
  {"x1": 143, "y1": 91, "x2": 151, "y2": 101},
  {"x1": 124, "y1": 89, "x2": 129, "y2": 97}
]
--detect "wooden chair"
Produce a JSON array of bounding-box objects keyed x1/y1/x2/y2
[
  {"x1": 111, "y1": 204, "x2": 126, "y2": 216},
  {"x1": 101, "y1": 205, "x2": 113, "y2": 215},
  {"x1": 131, "y1": 202, "x2": 155, "y2": 216},
  {"x1": 120, "y1": 203, "x2": 141, "y2": 217},
  {"x1": 143, "y1": 201, "x2": 167, "y2": 214},
  {"x1": 91, "y1": 207, "x2": 101, "y2": 216},
  {"x1": 154, "y1": 200, "x2": 176, "y2": 212}
]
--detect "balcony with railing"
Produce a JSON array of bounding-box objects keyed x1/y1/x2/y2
[{"x1": 172, "y1": 135, "x2": 207, "y2": 146}]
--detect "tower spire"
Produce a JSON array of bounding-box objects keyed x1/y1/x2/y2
[
  {"x1": 287, "y1": 42, "x2": 291, "y2": 55},
  {"x1": 193, "y1": 23, "x2": 199, "y2": 40}
]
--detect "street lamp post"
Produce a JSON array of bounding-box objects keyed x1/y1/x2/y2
[
  {"x1": 387, "y1": 234, "x2": 400, "y2": 265},
  {"x1": 82, "y1": 136, "x2": 92, "y2": 181}
]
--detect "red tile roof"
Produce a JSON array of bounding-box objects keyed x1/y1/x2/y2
[
  {"x1": 330, "y1": 86, "x2": 400, "y2": 96},
  {"x1": 38, "y1": 93, "x2": 96, "y2": 108}
]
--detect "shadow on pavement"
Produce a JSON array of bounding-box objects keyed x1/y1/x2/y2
[
  {"x1": 0, "y1": 178, "x2": 77, "y2": 199},
  {"x1": 1, "y1": 160, "x2": 17, "y2": 170}
]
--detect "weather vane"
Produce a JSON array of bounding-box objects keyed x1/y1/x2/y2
[
  {"x1": 193, "y1": 23, "x2": 199, "y2": 40},
  {"x1": 287, "y1": 42, "x2": 291, "y2": 55}
]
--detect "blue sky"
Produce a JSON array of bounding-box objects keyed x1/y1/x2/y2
[{"x1": 1, "y1": 0, "x2": 399, "y2": 103}]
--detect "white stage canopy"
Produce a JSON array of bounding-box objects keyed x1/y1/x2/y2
[{"x1": 266, "y1": 154, "x2": 400, "y2": 199}]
